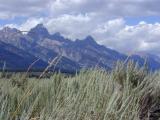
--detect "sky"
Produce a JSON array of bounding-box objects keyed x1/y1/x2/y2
[{"x1": 0, "y1": 0, "x2": 160, "y2": 55}]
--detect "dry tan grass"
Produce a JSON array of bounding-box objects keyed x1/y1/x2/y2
[{"x1": 0, "y1": 62, "x2": 160, "y2": 120}]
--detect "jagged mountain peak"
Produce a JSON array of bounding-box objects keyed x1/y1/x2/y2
[
  {"x1": 30, "y1": 24, "x2": 49, "y2": 34},
  {"x1": 84, "y1": 35, "x2": 95, "y2": 41},
  {"x1": 83, "y1": 35, "x2": 97, "y2": 44},
  {"x1": 52, "y1": 32, "x2": 64, "y2": 39},
  {"x1": 75, "y1": 35, "x2": 97, "y2": 46},
  {"x1": 27, "y1": 23, "x2": 50, "y2": 40},
  {"x1": 53, "y1": 32, "x2": 61, "y2": 36},
  {"x1": 0, "y1": 24, "x2": 160, "y2": 72},
  {"x1": 1, "y1": 27, "x2": 20, "y2": 34},
  {"x1": 35, "y1": 23, "x2": 45, "y2": 28},
  {"x1": 51, "y1": 32, "x2": 72, "y2": 43}
]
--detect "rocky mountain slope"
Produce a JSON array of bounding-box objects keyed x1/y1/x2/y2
[{"x1": 0, "y1": 24, "x2": 160, "y2": 72}]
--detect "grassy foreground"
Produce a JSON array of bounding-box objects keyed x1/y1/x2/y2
[{"x1": 0, "y1": 62, "x2": 160, "y2": 120}]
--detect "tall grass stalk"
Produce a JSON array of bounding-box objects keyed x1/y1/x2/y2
[{"x1": 0, "y1": 62, "x2": 160, "y2": 120}]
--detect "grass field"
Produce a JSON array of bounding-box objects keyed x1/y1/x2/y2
[{"x1": 0, "y1": 62, "x2": 160, "y2": 120}]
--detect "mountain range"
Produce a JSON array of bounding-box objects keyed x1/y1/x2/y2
[{"x1": 0, "y1": 24, "x2": 160, "y2": 73}]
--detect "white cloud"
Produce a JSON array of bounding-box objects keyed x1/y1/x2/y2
[
  {"x1": 19, "y1": 18, "x2": 44, "y2": 31},
  {"x1": 0, "y1": 0, "x2": 52, "y2": 19},
  {"x1": 1, "y1": 0, "x2": 160, "y2": 19},
  {"x1": 26, "y1": 17, "x2": 160, "y2": 55},
  {"x1": 1, "y1": 0, "x2": 160, "y2": 55},
  {"x1": 49, "y1": 0, "x2": 160, "y2": 18},
  {"x1": 2, "y1": 18, "x2": 44, "y2": 32},
  {"x1": 45, "y1": 14, "x2": 93, "y2": 39},
  {"x1": 7, "y1": 15, "x2": 159, "y2": 55},
  {"x1": 92, "y1": 19, "x2": 160, "y2": 55}
]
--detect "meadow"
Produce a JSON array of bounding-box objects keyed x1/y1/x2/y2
[{"x1": 0, "y1": 62, "x2": 160, "y2": 120}]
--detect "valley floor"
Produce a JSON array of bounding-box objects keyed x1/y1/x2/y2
[{"x1": 0, "y1": 63, "x2": 160, "y2": 120}]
